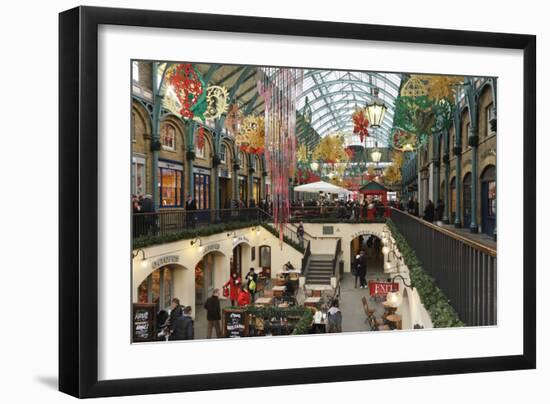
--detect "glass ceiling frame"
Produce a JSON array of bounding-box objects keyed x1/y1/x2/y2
[{"x1": 297, "y1": 69, "x2": 402, "y2": 145}]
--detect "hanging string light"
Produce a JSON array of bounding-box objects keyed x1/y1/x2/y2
[{"x1": 258, "y1": 68, "x2": 303, "y2": 246}]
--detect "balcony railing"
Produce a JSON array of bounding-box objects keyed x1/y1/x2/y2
[
  {"x1": 132, "y1": 208, "x2": 269, "y2": 238},
  {"x1": 390, "y1": 208, "x2": 497, "y2": 326},
  {"x1": 289, "y1": 205, "x2": 390, "y2": 223}
]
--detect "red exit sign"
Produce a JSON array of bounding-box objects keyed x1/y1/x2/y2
[{"x1": 369, "y1": 281, "x2": 399, "y2": 296}]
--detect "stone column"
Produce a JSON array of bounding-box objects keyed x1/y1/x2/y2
[
  {"x1": 212, "y1": 153, "x2": 221, "y2": 222},
  {"x1": 469, "y1": 125, "x2": 479, "y2": 233},
  {"x1": 453, "y1": 145, "x2": 462, "y2": 228}
]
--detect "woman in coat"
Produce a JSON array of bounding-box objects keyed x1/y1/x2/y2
[
  {"x1": 223, "y1": 272, "x2": 241, "y2": 306},
  {"x1": 237, "y1": 285, "x2": 251, "y2": 307}
]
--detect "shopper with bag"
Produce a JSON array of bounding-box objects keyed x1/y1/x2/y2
[
  {"x1": 245, "y1": 267, "x2": 258, "y2": 302},
  {"x1": 223, "y1": 272, "x2": 241, "y2": 306}
]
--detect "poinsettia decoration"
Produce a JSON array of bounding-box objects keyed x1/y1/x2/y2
[
  {"x1": 167, "y1": 63, "x2": 207, "y2": 120},
  {"x1": 352, "y1": 108, "x2": 369, "y2": 142}
]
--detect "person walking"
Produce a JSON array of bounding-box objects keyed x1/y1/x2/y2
[
  {"x1": 204, "y1": 289, "x2": 222, "y2": 339},
  {"x1": 223, "y1": 272, "x2": 241, "y2": 306},
  {"x1": 327, "y1": 299, "x2": 343, "y2": 333},
  {"x1": 353, "y1": 253, "x2": 361, "y2": 288},
  {"x1": 245, "y1": 268, "x2": 258, "y2": 302},
  {"x1": 185, "y1": 195, "x2": 197, "y2": 228},
  {"x1": 237, "y1": 285, "x2": 251, "y2": 307},
  {"x1": 169, "y1": 306, "x2": 194, "y2": 341},
  {"x1": 424, "y1": 199, "x2": 435, "y2": 223},
  {"x1": 357, "y1": 250, "x2": 368, "y2": 288},
  {"x1": 296, "y1": 221, "x2": 305, "y2": 249}
]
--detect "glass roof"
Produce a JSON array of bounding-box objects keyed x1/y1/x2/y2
[{"x1": 296, "y1": 69, "x2": 402, "y2": 146}]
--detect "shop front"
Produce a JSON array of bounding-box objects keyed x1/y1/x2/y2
[
  {"x1": 193, "y1": 166, "x2": 211, "y2": 221},
  {"x1": 158, "y1": 160, "x2": 184, "y2": 208},
  {"x1": 219, "y1": 166, "x2": 232, "y2": 209}
]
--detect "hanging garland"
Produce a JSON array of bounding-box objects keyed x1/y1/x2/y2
[
  {"x1": 351, "y1": 108, "x2": 369, "y2": 142},
  {"x1": 258, "y1": 68, "x2": 303, "y2": 246},
  {"x1": 167, "y1": 63, "x2": 207, "y2": 121},
  {"x1": 195, "y1": 126, "x2": 206, "y2": 150}
]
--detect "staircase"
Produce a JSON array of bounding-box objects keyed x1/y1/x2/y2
[{"x1": 306, "y1": 254, "x2": 334, "y2": 285}]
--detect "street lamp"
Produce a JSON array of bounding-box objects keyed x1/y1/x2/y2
[
  {"x1": 365, "y1": 88, "x2": 387, "y2": 128},
  {"x1": 371, "y1": 142, "x2": 382, "y2": 164}
]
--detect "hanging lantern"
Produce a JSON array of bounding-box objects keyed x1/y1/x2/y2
[
  {"x1": 365, "y1": 88, "x2": 387, "y2": 128},
  {"x1": 371, "y1": 147, "x2": 382, "y2": 163}
]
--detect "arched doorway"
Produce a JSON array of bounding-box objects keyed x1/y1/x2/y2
[
  {"x1": 349, "y1": 234, "x2": 384, "y2": 275},
  {"x1": 195, "y1": 251, "x2": 226, "y2": 306},
  {"x1": 259, "y1": 245, "x2": 271, "y2": 278},
  {"x1": 481, "y1": 165, "x2": 496, "y2": 236},
  {"x1": 463, "y1": 172, "x2": 472, "y2": 228},
  {"x1": 137, "y1": 264, "x2": 188, "y2": 314},
  {"x1": 230, "y1": 241, "x2": 252, "y2": 279}
]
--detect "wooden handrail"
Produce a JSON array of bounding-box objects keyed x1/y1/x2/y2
[{"x1": 390, "y1": 208, "x2": 497, "y2": 257}]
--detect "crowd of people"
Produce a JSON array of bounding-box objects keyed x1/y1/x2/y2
[{"x1": 405, "y1": 197, "x2": 445, "y2": 224}]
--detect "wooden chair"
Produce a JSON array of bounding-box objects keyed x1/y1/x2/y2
[{"x1": 362, "y1": 296, "x2": 388, "y2": 331}]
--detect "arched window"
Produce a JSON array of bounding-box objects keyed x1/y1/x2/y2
[
  {"x1": 161, "y1": 123, "x2": 176, "y2": 151},
  {"x1": 259, "y1": 246, "x2": 271, "y2": 277},
  {"x1": 220, "y1": 144, "x2": 227, "y2": 163}
]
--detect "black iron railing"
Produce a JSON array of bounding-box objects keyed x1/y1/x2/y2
[
  {"x1": 390, "y1": 208, "x2": 497, "y2": 326},
  {"x1": 290, "y1": 205, "x2": 389, "y2": 223},
  {"x1": 133, "y1": 208, "x2": 269, "y2": 238},
  {"x1": 301, "y1": 240, "x2": 312, "y2": 277}
]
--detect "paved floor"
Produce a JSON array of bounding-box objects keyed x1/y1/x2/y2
[
  {"x1": 439, "y1": 223, "x2": 496, "y2": 249},
  {"x1": 340, "y1": 260, "x2": 387, "y2": 333}
]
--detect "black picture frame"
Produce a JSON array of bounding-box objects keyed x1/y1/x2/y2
[{"x1": 59, "y1": 6, "x2": 536, "y2": 398}]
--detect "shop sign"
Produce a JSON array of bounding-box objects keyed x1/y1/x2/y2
[
  {"x1": 151, "y1": 255, "x2": 179, "y2": 269},
  {"x1": 232, "y1": 235, "x2": 249, "y2": 247},
  {"x1": 202, "y1": 243, "x2": 221, "y2": 254},
  {"x1": 193, "y1": 166, "x2": 211, "y2": 175},
  {"x1": 368, "y1": 281, "x2": 399, "y2": 297}
]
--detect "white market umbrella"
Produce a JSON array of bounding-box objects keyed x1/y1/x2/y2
[{"x1": 293, "y1": 181, "x2": 352, "y2": 195}]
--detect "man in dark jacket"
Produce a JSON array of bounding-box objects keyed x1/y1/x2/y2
[
  {"x1": 357, "y1": 250, "x2": 368, "y2": 288},
  {"x1": 170, "y1": 305, "x2": 194, "y2": 341},
  {"x1": 168, "y1": 298, "x2": 182, "y2": 335},
  {"x1": 204, "y1": 289, "x2": 222, "y2": 339},
  {"x1": 424, "y1": 200, "x2": 435, "y2": 223}
]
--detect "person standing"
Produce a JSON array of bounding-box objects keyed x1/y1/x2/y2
[
  {"x1": 167, "y1": 298, "x2": 182, "y2": 336},
  {"x1": 185, "y1": 195, "x2": 197, "y2": 228},
  {"x1": 327, "y1": 299, "x2": 343, "y2": 333},
  {"x1": 237, "y1": 285, "x2": 251, "y2": 307},
  {"x1": 435, "y1": 199, "x2": 445, "y2": 224},
  {"x1": 357, "y1": 250, "x2": 368, "y2": 288},
  {"x1": 169, "y1": 306, "x2": 194, "y2": 341},
  {"x1": 424, "y1": 199, "x2": 435, "y2": 223},
  {"x1": 245, "y1": 268, "x2": 258, "y2": 302},
  {"x1": 296, "y1": 221, "x2": 305, "y2": 249},
  {"x1": 204, "y1": 289, "x2": 222, "y2": 339}
]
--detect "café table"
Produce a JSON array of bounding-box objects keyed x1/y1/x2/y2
[
  {"x1": 272, "y1": 285, "x2": 286, "y2": 298},
  {"x1": 386, "y1": 314, "x2": 402, "y2": 330},
  {"x1": 306, "y1": 284, "x2": 333, "y2": 297},
  {"x1": 254, "y1": 297, "x2": 273, "y2": 306},
  {"x1": 304, "y1": 296, "x2": 321, "y2": 308}
]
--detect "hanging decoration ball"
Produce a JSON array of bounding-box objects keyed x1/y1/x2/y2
[
  {"x1": 351, "y1": 108, "x2": 369, "y2": 142},
  {"x1": 167, "y1": 63, "x2": 207, "y2": 120},
  {"x1": 204, "y1": 85, "x2": 230, "y2": 120},
  {"x1": 235, "y1": 115, "x2": 265, "y2": 154},
  {"x1": 400, "y1": 77, "x2": 429, "y2": 98},
  {"x1": 412, "y1": 75, "x2": 465, "y2": 101},
  {"x1": 391, "y1": 127, "x2": 424, "y2": 152}
]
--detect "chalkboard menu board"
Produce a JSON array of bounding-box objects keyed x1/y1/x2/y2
[
  {"x1": 132, "y1": 303, "x2": 156, "y2": 342},
  {"x1": 223, "y1": 308, "x2": 248, "y2": 338}
]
